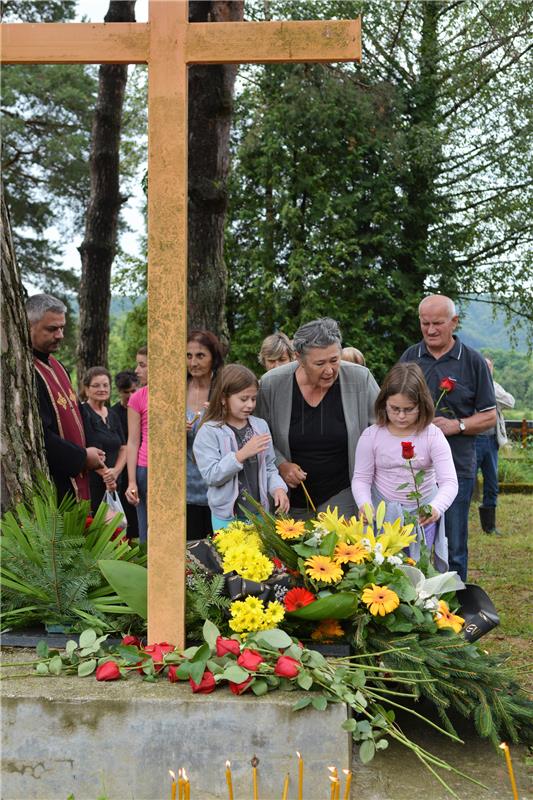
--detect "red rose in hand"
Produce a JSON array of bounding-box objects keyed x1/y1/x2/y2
[
  {"x1": 96, "y1": 660, "x2": 121, "y2": 681},
  {"x1": 189, "y1": 670, "x2": 216, "y2": 694},
  {"x1": 401, "y1": 441, "x2": 415, "y2": 460},
  {"x1": 439, "y1": 377, "x2": 456, "y2": 393},
  {"x1": 237, "y1": 649, "x2": 264, "y2": 672},
  {"x1": 144, "y1": 642, "x2": 175, "y2": 672},
  {"x1": 216, "y1": 636, "x2": 240, "y2": 657},
  {"x1": 122, "y1": 635, "x2": 142, "y2": 648},
  {"x1": 284, "y1": 587, "x2": 316, "y2": 612},
  {"x1": 229, "y1": 676, "x2": 254, "y2": 695},
  {"x1": 274, "y1": 656, "x2": 301, "y2": 678}
]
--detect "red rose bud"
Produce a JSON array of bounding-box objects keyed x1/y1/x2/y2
[
  {"x1": 272, "y1": 557, "x2": 284, "y2": 571},
  {"x1": 189, "y1": 670, "x2": 216, "y2": 694},
  {"x1": 237, "y1": 649, "x2": 264, "y2": 672},
  {"x1": 274, "y1": 656, "x2": 301, "y2": 678},
  {"x1": 167, "y1": 665, "x2": 184, "y2": 683},
  {"x1": 216, "y1": 636, "x2": 241, "y2": 657},
  {"x1": 95, "y1": 660, "x2": 121, "y2": 681},
  {"x1": 85, "y1": 516, "x2": 94, "y2": 529},
  {"x1": 122, "y1": 635, "x2": 142, "y2": 648},
  {"x1": 439, "y1": 377, "x2": 456, "y2": 392},
  {"x1": 401, "y1": 441, "x2": 415, "y2": 460},
  {"x1": 229, "y1": 676, "x2": 254, "y2": 695}
]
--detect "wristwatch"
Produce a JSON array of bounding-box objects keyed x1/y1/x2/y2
[{"x1": 458, "y1": 419, "x2": 466, "y2": 433}]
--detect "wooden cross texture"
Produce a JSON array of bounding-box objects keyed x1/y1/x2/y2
[{"x1": 1, "y1": 0, "x2": 361, "y2": 647}]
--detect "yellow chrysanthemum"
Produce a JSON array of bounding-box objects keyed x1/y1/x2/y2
[
  {"x1": 229, "y1": 597, "x2": 285, "y2": 634},
  {"x1": 434, "y1": 600, "x2": 464, "y2": 634},
  {"x1": 334, "y1": 541, "x2": 369, "y2": 565},
  {"x1": 305, "y1": 555, "x2": 343, "y2": 584},
  {"x1": 361, "y1": 584, "x2": 400, "y2": 616},
  {"x1": 222, "y1": 547, "x2": 273, "y2": 583},
  {"x1": 310, "y1": 619, "x2": 344, "y2": 641},
  {"x1": 214, "y1": 525, "x2": 263, "y2": 555},
  {"x1": 275, "y1": 518, "x2": 306, "y2": 540}
]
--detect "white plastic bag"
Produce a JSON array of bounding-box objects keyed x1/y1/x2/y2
[{"x1": 103, "y1": 490, "x2": 127, "y2": 529}]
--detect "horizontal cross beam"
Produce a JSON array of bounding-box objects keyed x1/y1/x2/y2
[{"x1": 1, "y1": 19, "x2": 360, "y2": 65}]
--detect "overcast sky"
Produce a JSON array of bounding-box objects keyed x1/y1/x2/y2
[{"x1": 76, "y1": 0, "x2": 148, "y2": 22}]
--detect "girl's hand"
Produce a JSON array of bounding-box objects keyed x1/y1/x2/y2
[
  {"x1": 236, "y1": 433, "x2": 271, "y2": 463},
  {"x1": 278, "y1": 461, "x2": 307, "y2": 488},
  {"x1": 358, "y1": 505, "x2": 372, "y2": 523},
  {"x1": 273, "y1": 488, "x2": 290, "y2": 514},
  {"x1": 126, "y1": 484, "x2": 140, "y2": 506},
  {"x1": 420, "y1": 506, "x2": 440, "y2": 526}
]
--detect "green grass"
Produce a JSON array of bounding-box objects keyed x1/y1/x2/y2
[{"x1": 468, "y1": 493, "x2": 533, "y2": 690}]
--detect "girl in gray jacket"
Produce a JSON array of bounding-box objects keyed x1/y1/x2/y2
[{"x1": 193, "y1": 364, "x2": 289, "y2": 531}]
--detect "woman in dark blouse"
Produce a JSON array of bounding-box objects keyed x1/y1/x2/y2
[{"x1": 80, "y1": 367, "x2": 126, "y2": 516}]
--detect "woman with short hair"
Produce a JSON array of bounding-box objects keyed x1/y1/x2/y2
[
  {"x1": 256, "y1": 318, "x2": 380, "y2": 518},
  {"x1": 258, "y1": 332, "x2": 295, "y2": 371},
  {"x1": 80, "y1": 366, "x2": 126, "y2": 516}
]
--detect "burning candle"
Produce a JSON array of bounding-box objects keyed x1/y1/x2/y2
[
  {"x1": 169, "y1": 770, "x2": 177, "y2": 800},
  {"x1": 281, "y1": 773, "x2": 290, "y2": 800},
  {"x1": 296, "y1": 752, "x2": 304, "y2": 800},
  {"x1": 342, "y1": 768, "x2": 352, "y2": 800},
  {"x1": 226, "y1": 760, "x2": 234, "y2": 800},
  {"x1": 182, "y1": 769, "x2": 190, "y2": 800},
  {"x1": 251, "y1": 755, "x2": 259, "y2": 800},
  {"x1": 329, "y1": 775, "x2": 340, "y2": 800},
  {"x1": 178, "y1": 768, "x2": 184, "y2": 800},
  {"x1": 499, "y1": 743, "x2": 519, "y2": 800}
]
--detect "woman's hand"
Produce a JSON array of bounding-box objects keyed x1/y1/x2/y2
[
  {"x1": 358, "y1": 505, "x2": 373, "y2": 523},
  {"x1": 273, "y1": 488, "x2": 290, "y2": 514},
  {"x1": 419, "y1": 506, "x2": 440, "y2": 526},
  {"x1": 126, "y1": 484, "x2": 140, "y2": 506},
  {"x1": 236, "y1": 433, "x2": 271, "y2": 463},
  {"x1": 278, "y1": 461, "x2": 307, "y2": 488}
]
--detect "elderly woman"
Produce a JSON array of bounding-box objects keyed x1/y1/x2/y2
[
  {"x1": 258, "y1": 332, "x2": 295, "y2": 371},
  {"x1": 80, "y1": 367, "x2": 126, "y2": 516},
  {"x1": 256, "y1": 318, "x2": 379, "y2": 518}
]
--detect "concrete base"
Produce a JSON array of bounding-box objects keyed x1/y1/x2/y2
[{"x1": 1, "y1": 652, "x2": 351, "y2": 800}]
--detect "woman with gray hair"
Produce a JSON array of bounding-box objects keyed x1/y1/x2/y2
[{"x1": 256, "y1": 318, "x2": 380, "y2": 518}]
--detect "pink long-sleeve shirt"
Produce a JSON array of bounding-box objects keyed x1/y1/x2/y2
[{"x1": 352, "y1": 423, "x2": 458, "y2": 515}]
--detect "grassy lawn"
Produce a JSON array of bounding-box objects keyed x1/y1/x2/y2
[{"x1": 468, "y1": 492, "x2": 533, "y2": 691}]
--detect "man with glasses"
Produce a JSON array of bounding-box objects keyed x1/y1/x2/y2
[
  {"x1": 26, "y1": 293, "x2": 105, "y2": 502},
  {"x1": 400, "y1": 294, "x2": 496, "y2": 580}
]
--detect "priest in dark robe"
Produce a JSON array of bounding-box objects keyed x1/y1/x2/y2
[{"x1": 26, "y1": 293, "x2": 105, "y2": 502}]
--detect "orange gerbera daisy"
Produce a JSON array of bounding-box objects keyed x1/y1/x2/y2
[
  {"x1": 361, "y1": 584, "x2": 400, "y2": 616},
  {"x1": 311, "y1": 619, "x2": 344, "y2": 641},
  {"x1": 275, "y1": 519, "x2": 306, "y2": 540},
  {"x1": 284, "y1": 587, "x2": 316, "y2": 612},
  {"x1": 305, "y1": 555, "x2": 343, "y2": 584},
  {"x1": 434, "y1": 600, "x2": 464, "y2": 634},
  {"x1": 334, "y1": 541, "x2": 369, "y2": 565}
]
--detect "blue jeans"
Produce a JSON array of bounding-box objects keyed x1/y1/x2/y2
[
  {"x1": 136, "y1": 466, "x2": 148, "y2": 544},
  {"x1": 475, "y1": 434, "x2": 499, "y2": 507},
  {"x1": 444, "y1": 477, "x2": 474, "y2": 581}
]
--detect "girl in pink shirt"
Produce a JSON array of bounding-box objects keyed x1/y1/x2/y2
[
  {"x1": 125, "y1": 346, "x2": 149, "y2": 542},
  {"x1": 352, "y1": 362, "x2": 458, "y2": 570}
]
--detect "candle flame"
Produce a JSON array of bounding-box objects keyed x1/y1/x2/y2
[
  {"x1": 328, "y1": 766, "x2": 335, "y2": 773},
  {"x1": 226, "y1": 760, "x2": 231, "y2": 768},
  {"x1": 296, "y1": 751, "x2": 301, "y2": 759},
  {"x1": 342, "y1": 769, "x2": 351, "y2": 776},
  {"x1": 182, "y1": 769, "x2": 188, "y2": 782},
  {"x1": 169, "y1": 770, "x2": 176, "y2": 781},
  {"x1": 499, "y1": 742, "x2": 508, "y2": 750}
]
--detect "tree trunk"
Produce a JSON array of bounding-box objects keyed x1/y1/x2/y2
[
  {"x1": 1, "y1": 182, "x2": 48, "y2": 512},
  {"x1": 77, "y1": 0, "x2": 135, "y2": 384},
  {"x1": 188, "y1": 0, "x2": 243, "y2": 338}
]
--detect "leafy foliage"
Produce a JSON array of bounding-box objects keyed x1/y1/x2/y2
[
  {"x1": 0, "y1": 478, "x2": 146, "y2": 631},
  {"x1": 185, "y1": 561, "x2": 231, "y2": 641}
]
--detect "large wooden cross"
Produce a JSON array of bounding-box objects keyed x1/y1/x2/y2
[{"x1": 1, "y1": 0, "x2": 360, "y2": 647}]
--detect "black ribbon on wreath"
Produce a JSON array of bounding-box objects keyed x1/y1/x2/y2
[{"x1": 187, "y1": 539, "x2": 293, "y2": 605}]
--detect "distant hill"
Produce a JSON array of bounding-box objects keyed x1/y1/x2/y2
[{"x1": 457, "y1": 298, "x2": 530, "y2": 353}]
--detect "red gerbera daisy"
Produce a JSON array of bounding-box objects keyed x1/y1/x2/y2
[{"x1": 284, "y1": 587, "x2": 316, "y2": 612}]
